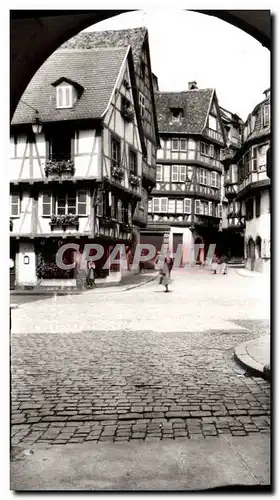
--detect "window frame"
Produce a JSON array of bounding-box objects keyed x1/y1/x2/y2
[
  {"x1": 129, "y1": 149, "x2": 137, "y2": 174},
  {"x1": 199, "y1": 168, "x2": 208, "y2": 185},
  {"x1": 180, "y1": 139, "x2": 187, "y2": 151},
  {"x1": 255, "y1": 195, "x2": 261, "y2": 218},
  {"x1": 139, "y1": 91, "x2": 145, "y2": 117},
  {"x1": 56, "y1": 84, "x2": 73, "y2": 109},
  {"x1": 156, "y1": 164, "x2": 162, "y2": 182},
  {"x1": 111, "y1": 137, "x2": 121, "y2": 169},
  {"x1": 194, "y1": 199, "x2": 201, "y2": 215},
  {"x1": 42, "y1": 191, "x2": 88, "y2": 217},
  {"x1": 10, "y1": 193, "x2": 20, "y2": 217},
  {"x1": 263, "y1": 104, "x2": 270, "y2": 127},
  {"x1": 211, "y1": 171, "x2": 218, "y2": 188},
  {"x1": 184, "y1": 198, "x2": 191, "y2": 214},
  {"x1": 171, "y1": 138, "x2": 179, "y2": 151},
  {"x1": 152, "y1": 197, "x2": 168, "y2": 213}
]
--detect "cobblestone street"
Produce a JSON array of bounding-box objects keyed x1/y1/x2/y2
[{"x1": 11, "y1": 268, "x2": 270, "y2": 446}]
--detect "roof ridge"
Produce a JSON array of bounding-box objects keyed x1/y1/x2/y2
[{"x1": 57, "y1": 47, "x2": 128, "y2": 53}]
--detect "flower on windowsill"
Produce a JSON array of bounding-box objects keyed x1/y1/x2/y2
[
  {"x1": 111, "y1": 166, "x2": 125, "y2": 180},
  {"x1": 45, "y1": 159, "x2": 75, "y2": 177},
  {"x1": 49, "y1": 214, "x2": 79, "y2": 227}
]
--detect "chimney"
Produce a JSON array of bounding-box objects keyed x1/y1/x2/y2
[{"x1": 188, "y1": 81, "x2": 198, "y2": 90}]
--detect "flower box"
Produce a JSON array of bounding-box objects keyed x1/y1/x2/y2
[
  {"x1": 45, "y1": 159, "x2": 75, "y2": 177},
  {"x1": 99, "y1": 216, "x2": 117, "y2": 228},
  {"x1": 111, "y1": 167, "x2": 125, "y2": 180},
  {"x1": 49, "y1": 214, "x2": 79, "y2": 228}
]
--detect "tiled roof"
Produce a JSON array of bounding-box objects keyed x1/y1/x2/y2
[
  {"x1": 155, "y1": 89, "x2": 214, "y2": 134},
  {"x1": 12, "y1": 48, "x2": 128, "y2": 125},
  {"x1": 62, "y1": 27, "x2": 147, "y2": 65}
]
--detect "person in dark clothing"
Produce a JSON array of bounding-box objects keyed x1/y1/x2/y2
[
  {"x1": 86, "y1": 261, "x2": 96, "y2": 288},
  {"x1": 220, "y1": 254, "x2": 229, "y2": 274}
]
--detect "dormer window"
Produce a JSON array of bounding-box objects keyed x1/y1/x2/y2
[
  {"x1": 56, "y1": 84, "x2": 73, "y2": 109},
  {"x1": 263, "y1": 105, "x2": 270, "y2": 127},
  {"x1": 171, "y1": 108, "x2": 183, "y2": 122},
  {"x1": 52, "y1": 77, "x2": 84, "y2": 110}
]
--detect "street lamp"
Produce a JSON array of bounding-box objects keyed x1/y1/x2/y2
[{"x1": 21, "y1": 100, "x2": 43, "y2": 135}]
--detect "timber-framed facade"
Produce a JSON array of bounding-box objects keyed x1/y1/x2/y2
[{"x1": 10, "y1": 45, "x2": 148, "y2": 289}]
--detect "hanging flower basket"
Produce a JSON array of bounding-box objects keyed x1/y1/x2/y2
[
  {"x1": 121, "y1": 107, "x2": 134, "y2": 122},
  {"x1": 49, "y1": 214, "x2": 79, "y2": 228},
  {"x1": 45, "y1": 159, "x2": 75, "y2": 177},
  {"x1": 99, "y1": 216, "x2": 117, "y2": 228},
  {"x1": 129, "y1": 173, "x2": 140, "y2": 187}
]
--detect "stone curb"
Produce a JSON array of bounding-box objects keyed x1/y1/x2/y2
[
  {"x1": 123, "y1": 274, "x2": 158, "y2": 291},
  {"x1": 236, "y1": 270, "x2": 265, "y2": 279},
  {"x1": 234, "y1": 339, "x2": 269, "y2": 380}
]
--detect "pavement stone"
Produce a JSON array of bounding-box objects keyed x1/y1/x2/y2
[{"x1": 11, "y1": 268, "x2": 270, "y2": 446}]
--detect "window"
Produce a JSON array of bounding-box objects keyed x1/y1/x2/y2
[
  {"x1": 180, "y1": 139, "x2": 187, "y2": 151},
  {"x1": 179, "y1": 165, "x2": 186, "y2": 182},
  {"x1": 129, "y1": 150, "x2": 137, "y2": 174},
  {"x1": 209, "y1": 115, "x2": 217, "y2": 131},
  {"x1": 245, "y1": 198, "x2": 254, "y2": 220},
  {"x1": 209, "y1": 144, "x2": 215, "y2": 158},
  {"x1": 200, "y1": 169, "x2": 207, "y2": 185},
  {"x1": 51, "y1": 130, "x2": 72, "y2": 161},
  {"x1": 258, "y1": 144, "x2": 268, "y2": 167},
  {"x1": 56, "y1": 85, "x2": 73, "y2": 109},
  {"x1": 172, "y1": 165, "x2": 186, "y2": 182},
  {"x1": 156, "y1": 165, "x2": 162, "y2": 181},
  {"x1": 172, "y1": 139, "x2": 179, "y2": 151},
  {"x1": 211, "y1": 171, "x2": 218, "y2": 188},
  {"x1": 153, "y1": 198, "x2": 168, "y2": 213},
  {"x1": 217, "y1": 203, "x2": 222, "y2": 218},
  {"x1": 42, "y1": 192, "x2": 53, "y2": 216},
  {"x1": 168, "y1": 199, "x2": 176, "y2": 213},
  {"x1": 184, "y1": 198, "x2": 191, "y2": 214},
  {"x1": 111, "y1": 138, "x2": 120, "y2": 168},
  {"x1": 10, "y1": 193, "x2": 20, "y2": 217},
  {"x1": 203, "y1": 202, "x2": 209, "y2": 215},
  {"x1": 148, "y1": 199, "x2": 152, "y2": 212},
  {"x1": 201, "y1": 142, "x2": 209, "y2": 156},
  {"x1": 263, "y1": 105, "x2": 270, "y2": 127},
  {"x1": 172, "y1": 165, "x2": 179, "y2": 182},
  {"x1": 42, "y1": 191, "x2": 87, "y2": 216},
  {"x1": 244, "y1": 152, "x2": 250, "y2": 177},
  {"x1": 209, "y1": 201, "x2": 213, "y2": 216},
  {"x1": 171, "y1": 108, "x2": 183, "y2": 122},
  {"x1": 255, "y1": 195, "x2": 261, "y2": 218},
  {"x1": 252, "y1": 147, "x2": 258, "y2": 171},
  {"x1": 77, "y1": 190, "x2": 87, "y2": 215},
  {"x1": 195, "y1": 199, "x2": 201, "y2": 214},
  {"x1": 176, "y1": 200, "x2": 183, "y2": 213},
  {"x1": 139, "y1": 92, "x2": 145, "y2": 117}
]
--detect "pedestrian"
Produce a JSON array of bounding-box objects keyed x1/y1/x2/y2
[
  {"x1": 159, "y1": 256, "x2": 171, "y2": 292},
  {"x1": 220, "y1": 254, "x2": 229, "y2": 274},
  {"x1": 212, "y1": 254, "x2": 220, "y2": 274},
  {"x1": 86, "y1": 261, "x2": 96, "y2": 288}
]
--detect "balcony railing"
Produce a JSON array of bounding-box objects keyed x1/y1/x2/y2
[
  {"x1": 193, "y1": 214, "x2": 220, "y2": 229},
  {"x1": 45, "y1": 159, "x2": 75, "y2": 177},
  {"x1": 49, "y1": 214, "x2": 79, "y2": 228}
]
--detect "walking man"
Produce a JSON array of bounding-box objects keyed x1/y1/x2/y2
[{"x1": 220, "y1": 254, "x2": 229, "y2": 274}]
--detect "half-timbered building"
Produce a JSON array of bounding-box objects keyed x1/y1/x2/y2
[
  {"x1": 141, "y1": 82, "x2": 227, "y2": 264},
  {"x1": 220, "y1": 107, "x2": 244, "y2": 260},
  {"x1": 10, "y1": 47, "x2": 146, "y2": 289},
  {"x1": 62, "y1": 27, "x2": 160, "y2": 236},
  {"x1": 224, "y1": 89, "x2": 271, "y2": 273}
]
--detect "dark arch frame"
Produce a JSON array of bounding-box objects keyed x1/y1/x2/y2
[{"x1": 10, "y1": 10, "x2": 271, "y2": 116}]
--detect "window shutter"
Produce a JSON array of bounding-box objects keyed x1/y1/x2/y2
[
  {"x1": 176, "y1": 200, "x2": 183, "y2": 213},
  {"x1": 168, "y1": 199, "x2": 175, "y2": 213},
  {"x1": 195, "y1": 200, "x2": 201, "y2": 214},
  {"x1": 172, "y1": 165, "x2": 179, "y2": 182},
  {"x1": 77, "y1": 190, "x2": 87, "y2": 215},
  {"x1": 180, "y1": 166, "x2": 186, "y2": 182},
  {"x1": 42, "y1": 193, "x2": 52, "y2": 216},
  {"x1": 161, "y1": 198, "x2": 168, "y2": 212},
  {"x1": 184, "y1": 198, "x2": 191, "y2": 214},
  {"x1": 148, "y1": 199, "x2": 152, "y2": 212}
]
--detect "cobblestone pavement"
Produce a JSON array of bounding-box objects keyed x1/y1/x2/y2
[{"x1": 11, "y1": 268, "x2": 270, "y2": 446}]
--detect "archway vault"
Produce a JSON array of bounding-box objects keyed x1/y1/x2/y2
[{"x1": 10, "y1": 10, "x2": 271, "y2": 117}]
